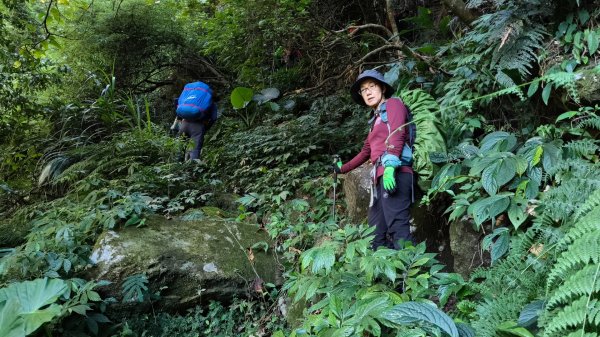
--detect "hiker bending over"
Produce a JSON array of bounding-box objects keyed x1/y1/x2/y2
[
  {"x1": 171, "y1": 81, "x2": 219, "y2": 161},
  {"x1": 177, "y1": 104, "x2": 217, "y2": 160},
  {"x1": 334, "y1": 69, "x2": 415, "y2": 250}
]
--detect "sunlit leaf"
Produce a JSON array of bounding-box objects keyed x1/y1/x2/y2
[{"x1": 230, "y1": 87, "x2": 254, "y2": 109}]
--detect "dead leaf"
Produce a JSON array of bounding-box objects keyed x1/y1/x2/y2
[
  {"x1": 289, "y1": 247, "x2": 302, "y2": 255},
  {"x1": 499, "y1": 27, "x2": 513, "y2": 49},
  {"x1": 529, "y1": 243, "x2": 544, "y2": 257},
  {"x1": 247, "y1": 248, "x2": 255, "y2": 263}
]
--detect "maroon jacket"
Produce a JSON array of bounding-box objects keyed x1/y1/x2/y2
[{"x1": 340, "y1": 98, "x2": 413, "y2": 181}]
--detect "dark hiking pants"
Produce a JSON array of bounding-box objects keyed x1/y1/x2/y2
[
  {"x1": 180, "y1": 120, "x2": 206, "y2": 160},
  {"x1": 368, "y1": 171, "x2": 414, "y2": 250}
]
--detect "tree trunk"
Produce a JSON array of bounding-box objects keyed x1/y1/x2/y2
[{"x1": 385, "y1": 0, "x2": 403, "y2": 60}]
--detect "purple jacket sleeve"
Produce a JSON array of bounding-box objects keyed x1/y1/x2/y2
[{"x1": 341, "y1": 137, "x2": 371, "y2": 173}]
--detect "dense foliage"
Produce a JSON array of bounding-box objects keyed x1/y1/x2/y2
[{"x1": 1, "y1": 0, "x2": 599, "y2": 336}]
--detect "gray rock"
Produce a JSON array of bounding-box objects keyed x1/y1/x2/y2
[
  {"x1": 449, "y1": 217, "x2": 490, "y2": 278},
  {"x1": 341, "y1": 163, "x2": 371, "y2": 224},
  {"x1": 88, "y1": 214, "x2": 280, "y2": 313}
]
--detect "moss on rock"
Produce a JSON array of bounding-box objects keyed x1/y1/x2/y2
[{"x1": 88, "y1": 214, "x2": 279, "y2": 313}]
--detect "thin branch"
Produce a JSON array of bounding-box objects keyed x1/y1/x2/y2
[
  {"x1": 335, "y1": 23, "x2": 393, "y2": 38},
  {"x1": 285, "y1": 67, "x2": 353, "y2": 96},
  {"x1": 42, "y1": 0, "x2": 54, "y2": 37},
  {"x1": 354, "y1": 44, "x2": 404, "y2": 64},
  {"x1": 35, "y1": 0, "x2": 68, "y2": 47},
  {"x1": 192, "y1": 55, "x2": 230, "y2": 85}
]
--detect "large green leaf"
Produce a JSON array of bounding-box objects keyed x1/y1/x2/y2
[
  {"x1": 380, "y1": 302, "x2": 459, "y2": 337},
  {"x1": 469, "y1": 154, "x2": 500, "y2": 176},
  {"x1": 21, "y1": 305, "x2": 62, "y2": 335},
  {"x1": 508, "y1": 197, "x2": 528, "y2": 229},
  {"x1": 490, "y1": 230, "x2": 509, "y2": 263},
  {"x1": 253, "y1": 87, "x2": 280, "y2": 104},
  {"x1": 456, "y1": 322, "x2": 475, "y2": 337},
  {"x1": 399, "y1": 89, "x2": 447, "y2": 180},
  {"x1": 527, "y1": 81, "x2": 539, "y2": 97},
  {"x1": 301, "y1": 242, "x2": 337, "y2": 274},
  {"x1": 468, "y1": 194, "x2": 511, "y2": 227},
  {"x1": 482, "y1": 164, "x2": 499, "y2": 195},
  {"x1": 496, "y1": 321, "x2": 534, "y2": 337},
  {"x1": 352, "y1": 296, "x2": 390, "y2": 322},
  {"x1": 0, "y1": 278, "x2": 68, "y2": 335},
  {"x1": 527, "y1": 166, "x2": 542, "y2": 186},
  {"x1": 496, "y1": 157, "x2": 517, "y2": 186},
  {"x1": 479, "y1": 132, "x2": 516, "y2": 153},
  {"x1": 514, "y1": 155, "x2": 528, "y2": 176},
  {"x1": 586, "y1": 29, "x2": 599, "y2": 54},
  {"x1": 542, "y1": 141, "x2": 562, "y2": 172},
  {"x1": 487, "y1": 194, "x2": 512, "y2": 219},
  {"x1": 482, "y1": 228, "x2": 510, "y2": 264},
  {"x1": 541, "y1": 83, "x2": 552, "y2": 105},
  {"x1": 230, "y1": 87, "x2": 254, "y2": 109},
  {"x1": 0, "y1": 299, "x2": 25, "y2": 337},
  {"x1": 518, "y1": 300, "x2": 545, "y2": 328}
]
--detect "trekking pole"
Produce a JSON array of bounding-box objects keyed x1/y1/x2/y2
[{"x1": 331, "y1": 154, "x2": 340, "y2": 223}]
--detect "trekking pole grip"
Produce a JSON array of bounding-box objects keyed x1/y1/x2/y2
[{"x1": 332, "y1": 154, "x2": 340, "y2": 183}]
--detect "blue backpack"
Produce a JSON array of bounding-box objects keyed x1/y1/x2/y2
[
  {"x1": 377, "y1": 99, "x2": 416, "y2": 166},
  {"x1": 176, "y1": 82, "x2": 213, "y2": 120}
]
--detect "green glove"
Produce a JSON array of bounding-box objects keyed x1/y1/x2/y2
[
  {"x1": 333, "y1": 161, "x2": 342, "y2": 174},
  {"x1": 383, "y1": 166, "x2": 396, "y2": 193}
]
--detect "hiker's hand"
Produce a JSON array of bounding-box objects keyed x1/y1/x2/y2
[
  {"x1": 383, "y1": 167, "x2": 396, "y2": 193},
  {"x1": 332, "y1": 161, "x2": 342, "y2": 174},
  {"x1": 170, "y1": 118, "x2": 181, "y2": 135}
]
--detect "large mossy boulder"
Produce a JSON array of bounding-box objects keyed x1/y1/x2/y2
[{"x1": 88, "y1": 214, "x2": 279, "y2": 313}]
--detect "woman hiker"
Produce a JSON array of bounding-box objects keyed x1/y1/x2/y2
[{"x1": 334, "y1": 69, "x2": 415, "y2": 250}]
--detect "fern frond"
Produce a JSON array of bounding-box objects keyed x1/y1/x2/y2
[
  {"x1": 472, "y1": 292, "x2": 529, "y2": 337},
  {"x1": 398, "y1": 89, "x2": 447, "y2": 180},
  {"x1": 122, "y1": 273, "x2": 149, "y2": 303},
  {"x1": 543, "y1": 298, "x2": 600, "y2": 337},
  {"x1": 55, "y1": 155, "x2": 101, "y2": 184},
  {"x1": 545, "y1": 71, "x2": 580, "y2": 103},
  {"x1": 547, "y1": 264, "x2": 600, "y2": 309},
  {"x1": 514, "y1": 223, "x2": 562, "y2": 254},
  {"x1": 537, "y1": 202, "x2": 600, "y2": 336},
  {"x1": 563, "y1": 139, "x2": 599, "y2": 159},
  {"x1": 546, "y1": 225, "x2": 600, "y2": 290},
  {"x1": 563, "y1": 331, "x2": 599, "y2": 337},
  {"x1": 565, "y1": 207, "x2": 600, "y2": 245},
  {"x1": 577, "y1": 114, "x2": 600, "y2": 131},
  {"x1": 573, "y1": 189, "x2": 600, "y2": 222},
  {"x1": 541, "y1": 161, "x2": 600, "y2": 224},
  {"x1": 495, "y1": 25, "x2": 547, "y2": 77},
  {"x1": 495, "y1": 69, "x2": 518, "y2": 88}
]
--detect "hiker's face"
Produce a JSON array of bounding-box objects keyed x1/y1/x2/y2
[{"x1": 359, "y1": 80, "x2": 384, "y2": 108}]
